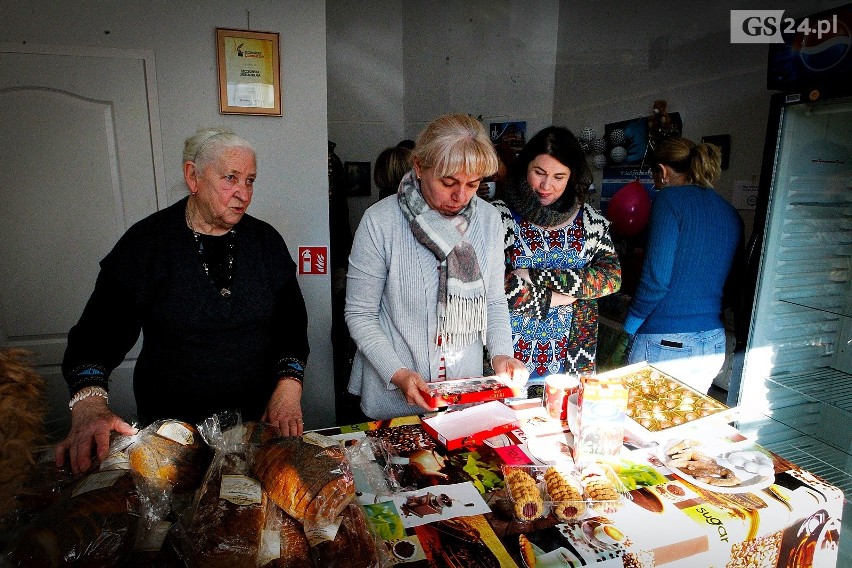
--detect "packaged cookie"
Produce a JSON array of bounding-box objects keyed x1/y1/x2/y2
[
  {"x1": 578, "y1": 462, "x2": 629, "y2": 514},
  {"x1": 543, "y1": 466, "x2": 586, "y2": 521},
  {"x1": 501, "y1": 466, "x2": 547, "y2": 521}
]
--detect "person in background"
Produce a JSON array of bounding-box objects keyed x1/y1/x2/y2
[
  {"x1": 375, "y1": 144, "x2": 414, "y2": 200},
  {"x1": 328, "y1": 140, "x2": 358, "y2": 425},
  {"x1": 56, "y1": 127, "x2": 309, "y2": 473},
  {"x1": 346, "y1": 113, "x2": 529, "y2": 420},
  {"x1": 477, "y1": 152, "x2": 508, "y2": 202},
  {"x1": 624, "y1": 136, "x2": 743, "y2": 394},
  {"x1": 492, "y1": 126, "x2": 621, "y2": 396}
]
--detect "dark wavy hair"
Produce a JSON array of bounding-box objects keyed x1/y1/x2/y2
[{"x1": 511, "y1": 126, "x2": 592, "y2": 211}]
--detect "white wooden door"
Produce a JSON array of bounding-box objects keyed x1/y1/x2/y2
[{"x1": 0, "y1": 44, "x2": 164, "y2": 438}]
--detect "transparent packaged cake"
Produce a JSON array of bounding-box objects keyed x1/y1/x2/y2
[{"x1": 500, "y1": 462, "x2": 629, "y2": 522}]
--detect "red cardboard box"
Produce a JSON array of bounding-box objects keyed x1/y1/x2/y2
[
  {"x1": 421, "y1": 401, "x2": 518, "y2": 451},
  {"x1": 423, "y1": 377, "x2": 521, "y2": 408}
]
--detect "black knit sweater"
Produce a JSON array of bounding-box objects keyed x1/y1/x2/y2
[{"x1": 62, "y1": 197, "x2": 309, "y2": 426}]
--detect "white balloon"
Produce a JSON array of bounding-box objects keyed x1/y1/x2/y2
[
  {"x1": 610, "y1": 146, "x2": 627, "y2": 163},
  {"x1": 580, "y1": 127, "x2": 597, "y2": 142}
]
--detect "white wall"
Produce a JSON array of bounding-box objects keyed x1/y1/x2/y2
[
  {"x1": 329, "y1": 0, "x2": 843, "y2": 239},
  {"x1": 400, "y1": 1, "x2": 559, "y2": 135},
  {"x1": 552, "y1": 0, "x2": 842, "y2": 240},
  {"x1": 327, "y1": 0, "x2": 560, "y2": 232},
  {"x1": 0, "y1": 1, "x2": 336, "y2": 429},
  {"x1": 327, "y1": 0, "x2": 407, "y2": 233}
]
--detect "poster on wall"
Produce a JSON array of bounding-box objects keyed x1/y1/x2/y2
[
  {"x1": 599, "y1": 113, "x2": 683, "y2": 215},
  {"x1": 489, "y1": 121, "x2": 527, "y2": 163},
  {"x1": 702, "y1": 134, "x2": 731, "y2": 169},
  {"x1": 345, "y1": 161, "x2": 371, "y2": 197},
  {"x1": 216, "y1": 28, "x2": 281, "y2": 116}
]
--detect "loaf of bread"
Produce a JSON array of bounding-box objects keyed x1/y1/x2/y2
[
  {"x1": 242, "y1": 420, "x2": 284, "y2": 446},
  {"x1": 309, "y1": 502, "x2": 380, "y2": 567},
  {"x1": 252, "y1": 437, "x2": 355, "y2": 526},
  {"x1": 6, "y1": 469, "x2": 141, "y2": 567},
  {"x1": 259, "y1": 509, "x2": 312, "y2": 568},
  {"x1": 127, "y1": 419, "x2": 211, "y2": 493},
  {"x1": 187, "y1": 451, "x2": 267, "y2": 568}
]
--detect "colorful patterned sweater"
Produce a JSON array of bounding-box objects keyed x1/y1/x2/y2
[{"x1": 492, "y1": 200, "x2": 621, "y2": 377}]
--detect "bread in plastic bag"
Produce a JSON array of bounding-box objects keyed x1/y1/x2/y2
[
  {"x1": 4, "y1": 468, "x2": 142, "y2": 567},
  {"x1": 183, "y1": 411, "x2": 268, "y2": 568},
  {"x1": 251, "y1": 436, "x2": 354, "y2": 528}
]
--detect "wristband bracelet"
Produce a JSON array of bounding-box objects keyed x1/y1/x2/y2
[
  {"x1": 278, "y1": 375, "x2": 303, "y2": 385},
  {"x1": 68, "y1": 386, "x2": 109, "y2": 410}
]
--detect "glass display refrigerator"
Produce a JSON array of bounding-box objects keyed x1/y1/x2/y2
[
  {"x1": 730, "y1": 3, "x2": 852, "y2": 501},
  {"x1": 734, "y1": 87, "x2": 851, "y2": 496}
]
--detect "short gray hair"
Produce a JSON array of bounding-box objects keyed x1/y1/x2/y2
[{"x1": 183, "y1": 127, "x2": 255, "y2": 173}]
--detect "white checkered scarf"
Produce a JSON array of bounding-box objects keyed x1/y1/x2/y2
[{"x1": 397, "y1": 170, "x2": 487, "y2": 350}]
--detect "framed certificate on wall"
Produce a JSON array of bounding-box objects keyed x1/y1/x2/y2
[{"x1": 216, "y1": 28, "x2": 281, "y2": 116}]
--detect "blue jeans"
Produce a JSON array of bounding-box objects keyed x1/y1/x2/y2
[{"x1": 627, "y1": 328, "x2": 726, "y2": 394}]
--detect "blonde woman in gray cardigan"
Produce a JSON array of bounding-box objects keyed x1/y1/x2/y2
[{"x1": 345, "y1": 114, "x2": 529, "y2": 420}]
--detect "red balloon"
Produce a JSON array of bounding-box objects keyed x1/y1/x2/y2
[{"x1": 606, "y1": 180, "x2": 651, "y2": 236}]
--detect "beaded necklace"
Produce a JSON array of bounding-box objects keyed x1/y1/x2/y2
[{"x1": 185, "y1": 203, "x2": 236, "y2": 297}]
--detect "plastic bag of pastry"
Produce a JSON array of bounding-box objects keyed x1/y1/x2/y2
[
  {"x1": 123, "y1": 419, "x2": 212, "y2": 494},
  {"x1": 252, "y1": 435, "x2": 355, "y2": 531},
  {"x1": 0, "y1": 453, "x2": 86, "y2": 549},
  {"x1": 579, "y1": 461, "x2": 629, "y2": 514},
  {"x1": 243, "y1": 420, "x2": 285, "y2": 447},
  {"x1": 256, "y1": 499, "x2": 312, "y2": 568},
  {"x1": 180, "y1": 411, "x2": 267, "y2": 568},
  {"x1": 306, "y1": 501, "x2": 386, "y2": 568},
  {"x1": 344, "y1": 437, "x2": 411, "y2": 501},
  {"x1": 3, "y1": 468, "x2": 144, "y2": 567},
  {"x1": 123, "y1": 478, "x2": 186, "y2": 568}
]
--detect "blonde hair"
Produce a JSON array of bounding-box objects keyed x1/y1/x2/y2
[
  {"x1": 653, "y1": 137, "x2": 721, "y2": 188},
  {"x1": 413, "y1": 114, "x2": 498, "y2": 179},
  {"x1": 183, "y1": 127, "x2": 255, "y2": 173}
]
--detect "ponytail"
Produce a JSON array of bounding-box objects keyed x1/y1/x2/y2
[
  {"x1": 652, "y1": 137, "x2": 721, "y2": 188},
  {"x1": 689, "y1": 143, "x2": 722, "y2": 187}
]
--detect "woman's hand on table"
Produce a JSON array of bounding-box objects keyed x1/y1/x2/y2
[
  {"x1": 391, "y1": 368, "x2": 435, "y2": 411},
  {"x1": 492, "y1": 355, "x2": 530, "y2": 388},
  {"x1": 263, "y1": 377, "x2": 304, "y2": 436},
  {"x1": 54, "y1": 397, "x2": 137, "y2": 474}
]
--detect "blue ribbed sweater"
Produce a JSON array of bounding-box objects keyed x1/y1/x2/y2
[{"x1": 623, "y1": 185, "x2": 742, "y2": 335}]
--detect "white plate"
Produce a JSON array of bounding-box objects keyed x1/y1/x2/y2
[{"x1": 660, "y1": 441, "x2": 775, "y2": 494}]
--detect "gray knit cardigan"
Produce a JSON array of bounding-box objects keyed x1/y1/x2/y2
[{"x1": 345, "y1": 195, "x2": 514, "y2": 420}]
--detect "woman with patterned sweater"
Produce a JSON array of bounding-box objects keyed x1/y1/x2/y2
[{"x1": 492, "y1": 127, "x2": 621, "y2": 396}]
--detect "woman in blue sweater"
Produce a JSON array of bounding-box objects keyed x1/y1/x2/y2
[{"x1": 624, "y1": 137, "x2": 743, "y2": 394}]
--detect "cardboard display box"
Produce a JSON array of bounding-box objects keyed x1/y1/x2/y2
[
  {"x1": 421, "y1": 401, "x2": 519, "y2": 451},
  {"x1": 603, "y1": 362, "x2": 738, "y2": 443},
  {"x1": 423, "y1": 377, "x2": 521, "y2": 408}
]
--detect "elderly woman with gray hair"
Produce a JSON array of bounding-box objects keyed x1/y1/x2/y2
[
  {"x1": 346, "y1": 114, "x2": 529, "y2": 420},
  {"x1": 56, "y1": 127, "x2": 309, "y2": 473}
]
